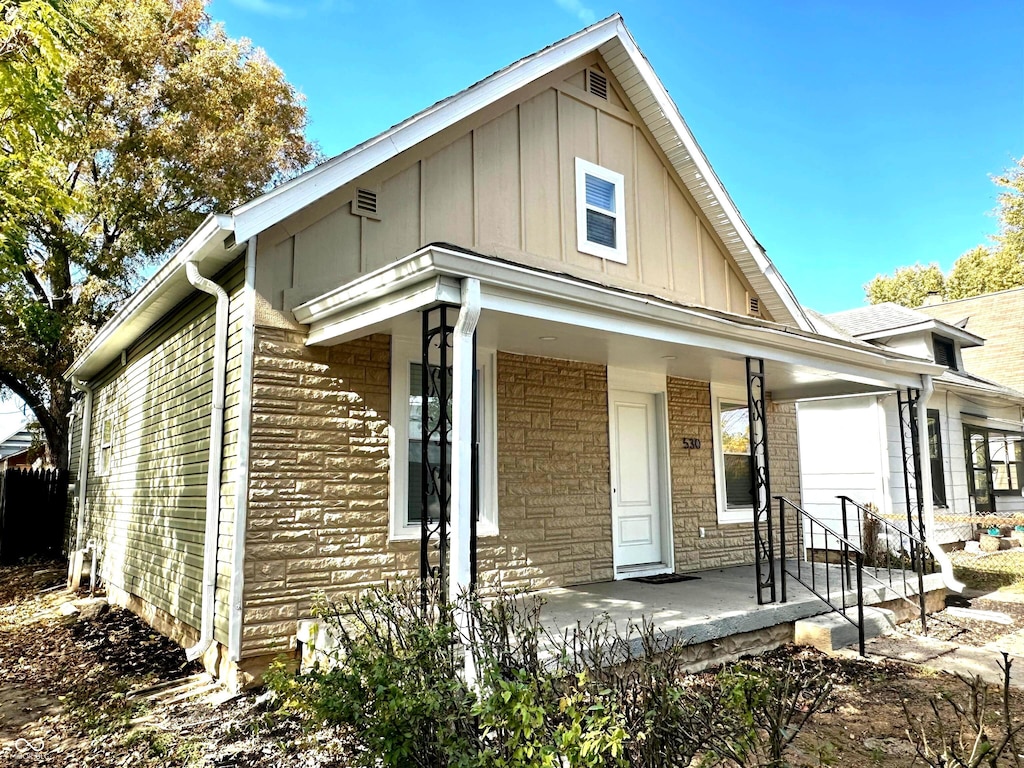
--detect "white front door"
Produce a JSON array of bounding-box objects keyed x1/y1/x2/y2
[{"x1": 609, "y1": 390, "x2": 665, "y2": 571}]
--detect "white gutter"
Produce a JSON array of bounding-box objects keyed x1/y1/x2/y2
[
  {"x1": 228, "y1": 238, "x2": 257, "y2": 662},
  {"x1": 71, "y1": 377, "x2": 93, "y2": 551},
  {"x1": 450, "y1": 277, "x2": 481, "y2": 686},
  {"x1": 184, "y1": 261, "x2": 230, "y2": 661},
  {"x1": 917, "y1": 374, "x2": 965, "y2": 593}
]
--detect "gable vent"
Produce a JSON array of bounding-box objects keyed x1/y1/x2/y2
[
  {"x1": 352, "y1": 188, "x2": 380, "y2": 219},
  {"x1": 587, "y1": 69, "x2": 608, "y2": 100},
  {"x1": 747, "y1": 295, "x2": 761, "y2": 317}
]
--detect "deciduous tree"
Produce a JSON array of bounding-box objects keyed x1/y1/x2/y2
[
  {"x1": 865, "y1": 157, "x2": 1024, "y2": 308},
  {"x1": 864, "y1": 263, "x2": 946, "y2": 308},
  {"x1": 0, "y1": 0, "x2": 316, "y2": 466}
]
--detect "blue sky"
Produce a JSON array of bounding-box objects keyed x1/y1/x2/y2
[{"x1": 208, "y1": 0, "x2": 1023, "y2": 315}]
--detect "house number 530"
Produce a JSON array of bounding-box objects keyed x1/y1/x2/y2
[{"x1": 681, "y1": 437, "x2": 701, "y2": 450}]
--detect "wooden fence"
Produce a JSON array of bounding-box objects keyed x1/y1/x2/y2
[{"x1": 0, "y1": 467, "x2": 69, "y2": 563}]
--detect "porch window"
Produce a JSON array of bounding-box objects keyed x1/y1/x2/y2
[
  {"x1": 575, "y1": 158, "x2": 627, "y2": 264},
  {"x1": 713, "y1": 389, "x2": 753, "y2": 524},
  {"x1": 927, "y1": 410, "x2": 946, "y2": 507},
  {"x1": 390, "y1": 340, "x2": 497, "y2": 539},
  {"x1": 989, "y1": 431, "x2": 1024, "y2": 494}
]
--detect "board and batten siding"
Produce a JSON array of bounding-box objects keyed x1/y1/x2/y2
[
  {"x1": 256, "y1": 55, "x2": 760, "y2": 326},
  {"x1": 82, "y1": 259, "x2": 246, "y2": 644}
]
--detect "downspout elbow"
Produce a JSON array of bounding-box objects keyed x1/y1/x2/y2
[
  {"x1": 184, "y1": 261, "x2": 230, "y2": 662},
  {"x1": 917, "y1": 374, "x2": 965, "y2": 593}
]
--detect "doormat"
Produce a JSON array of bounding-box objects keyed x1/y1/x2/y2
[{"x1": 629, "y1": 573, "x2": 700, "y2": 585}]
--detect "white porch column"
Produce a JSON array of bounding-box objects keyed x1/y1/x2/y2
[
  {"x1": 916, "y1": 374, "x2": 965, "y2": 592},
  {"x1": 450, "y1": 278, "x2": 480, "y2": 682}
]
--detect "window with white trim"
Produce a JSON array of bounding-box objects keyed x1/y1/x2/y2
[
  {"x1": 390, "y1": 340, "x2": 498, "y2": 539},
  {"x1": 98, "y1": 418, "x2": 113, "y2": 476},
  {"x1": 575, "y1": 158, "x2": 627, "y2": 263},
  {"x1": 712, "y1": 386, "x2": 753, "y2": 524}
]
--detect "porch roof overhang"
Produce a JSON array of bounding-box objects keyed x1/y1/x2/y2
[{"x1": 294, "y1": 246, "x2": 941, "y2": 401}]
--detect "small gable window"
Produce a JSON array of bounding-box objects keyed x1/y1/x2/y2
[
  {"x1": 575, "y1": 158, "x2": 627, "y2": 264},
  {"x1": 933, "y1": 335, "x2": 957, "y2": 370}
]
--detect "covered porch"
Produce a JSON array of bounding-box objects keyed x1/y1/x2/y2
[{"x1": 292, "y1": 244, "x2": 943, "y2": 617}]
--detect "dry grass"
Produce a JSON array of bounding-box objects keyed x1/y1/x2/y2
[{"x1": 950, "y1": 548, "x2": 1024, "y2": 591}]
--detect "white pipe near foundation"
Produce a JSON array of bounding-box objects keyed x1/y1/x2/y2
[{"x1": 184, "y1": 261, "x2": 229, "y2": 661}]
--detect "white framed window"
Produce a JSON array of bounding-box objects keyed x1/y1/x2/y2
[
  {"x1": 575, "y1": 158, "x2": 627, "y2": 264},
  {"x1": 712, "y1": 385, "x2": 754, "y2": 524},
  {"x1": 98, "y1": 418, "x2": 113, "y2": 476},
  {"x1": 389, "y1": 339, "x2": 498, "y2": 540}
]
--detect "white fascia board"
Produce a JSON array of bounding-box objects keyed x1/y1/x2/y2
[
  {"x1": 65, "y1": 214, "x2": 238, "y2": 381},
  {"x1": 306, "y1": 276, "x2": 462, "y2": 346},
  {"x1": 937, "y1": 379, "x2": 1024, "y2": 408},
  {"x1": 608, "y1": 23, "x2": 812, "y2": 332},
  {"x1": 231, "y1": 18, "x2": 622, "y2": 243},
  {"x1": 424, "y1": 247, "x2": 939, "y2": 386},
  {"x1": 297, "y1": 246, "x2": 940, "y2": 390}
]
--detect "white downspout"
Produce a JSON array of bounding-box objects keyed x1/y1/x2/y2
[
  {"x1": 185, "y1": 261, "x2": 229, "y2": 662},
  {"x1": 450, "y1": 277, "x2": 481, "y2": 685},
  {"x1": 71, "y1": 377, "x2": 93, "y2": 552},
  {"x1": 917, "y1": 374, "x2": 965, "y2": 593}
]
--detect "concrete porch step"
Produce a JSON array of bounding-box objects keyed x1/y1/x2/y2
[{"x1": 794, "y1": 606, "x2": 896, "y2": 653}]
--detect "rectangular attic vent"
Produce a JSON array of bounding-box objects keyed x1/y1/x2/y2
[
  {"x1": 587, "y1": 69, "x2": 608, "y2": 100},
  {"x1": 351, "y1": 188, "x2": 380, "y2": 219},
  {"x1": 747, "y1": 295, "x2": 761, "y2": 317}
]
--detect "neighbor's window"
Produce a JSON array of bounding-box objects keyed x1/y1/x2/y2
[
  {"x1": 927, "y1": 410, "x2": 946, "y2": 507},
  {"x1": 713, "y1": 390, "x2": 753, "y2": 524},
  {"x1": 988, "y1": 431, "x2": 1024, "y2": 494},
  {"x1": 391, "y1": 342, "x2": 497, "y2": 539},
  {"x1": 575, "y1": 158, "x2": 627, "y2": 264}
]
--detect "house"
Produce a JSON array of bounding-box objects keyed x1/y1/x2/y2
[
  {"x1": 64, "y1": 15, "x2": 947, "y2": 687},
  {"x1": 919, "y1": 287, "x2": 1024, "y2": 395},
  {"x1": 0, "y1": 423, "x2": 37, "y2": 471},
  {"x1": 800, "y1": 303, "x2": 1024, "y2": 544}
]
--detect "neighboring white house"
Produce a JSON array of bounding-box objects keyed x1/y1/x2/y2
[{"x1": 799, "y1": 303, "x2": 1024, "y2": 546}]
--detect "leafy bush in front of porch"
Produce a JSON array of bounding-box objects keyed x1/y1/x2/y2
[{"x1": 267, "y1": 580, "x2": 833, "y2": 768}]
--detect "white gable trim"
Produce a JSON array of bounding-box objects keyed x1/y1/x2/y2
[{"x1": 231, "y1": 18, "x2": 622, "y2": 243}]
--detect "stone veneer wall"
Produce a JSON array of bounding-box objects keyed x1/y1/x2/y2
[
  {"x1": 242, "y1": 335, "x2": 613, "y2": 657},
  {"x1": 667, "y1": 377, "x2": 800, "y2": 571},
  {"x1": 243, "y1": 329, "x2": 413, "y2": 657},
  {"x1": 487, "y1": 352, "x2": 613, "y2": 587}
]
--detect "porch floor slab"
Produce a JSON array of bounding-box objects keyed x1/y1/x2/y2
[{"x1": 537, "y1": 561, "x2": 944, "y2": 649}]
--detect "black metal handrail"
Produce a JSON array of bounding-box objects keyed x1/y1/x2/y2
[
  {"x1": 838, "y1": 496, "x2": 932, "y2": 632},
  {"x1": 776, "y1": 495, "x2": 865, "y2": 656}
]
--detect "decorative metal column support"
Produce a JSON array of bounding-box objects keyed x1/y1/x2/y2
[
  {"x1": 897, "y1": 388, "x2": 926, "y2": 540},
  {"x1": 420, "y1": 305, "x2": 456, "y2": 606},
  {"x1": 747, "y1": 357, "x2": 776, "y2": 604},
  {"x1": 419, "y1": 300, "x2": 480, "y2": 611}
]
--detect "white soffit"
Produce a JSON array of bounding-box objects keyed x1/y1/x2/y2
[{"x1": 231, "y1": 16, "x2": 811, "y2": 331}]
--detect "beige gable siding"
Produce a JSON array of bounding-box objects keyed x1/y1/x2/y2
[
  {"x1": 256, "y1": 57, "x2": 765, "y2": 324},
  {"x1": 83, "y1": 260, "x2": 245, "y2": 643}
]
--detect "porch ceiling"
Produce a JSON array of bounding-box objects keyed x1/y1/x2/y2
[{"x1": 294, "y1": 246, "x2": 942, "y2": 400}]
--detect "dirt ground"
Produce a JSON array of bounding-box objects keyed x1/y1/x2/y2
[{"x1": 1, "y1": 561, "x2": 1023, "y2": 767}]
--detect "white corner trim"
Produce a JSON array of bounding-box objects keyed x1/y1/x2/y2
[{"x1": 228, "y1": 238, "x2": 257, "y2": 662}]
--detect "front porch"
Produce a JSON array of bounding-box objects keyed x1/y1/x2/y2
[{"x1": 540, "y1": 562, "x2": 946, "y2": 663}]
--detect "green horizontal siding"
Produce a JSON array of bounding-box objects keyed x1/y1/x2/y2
[{"x1": 84, "y1": 259, "x2": 245, "y2": 642}]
